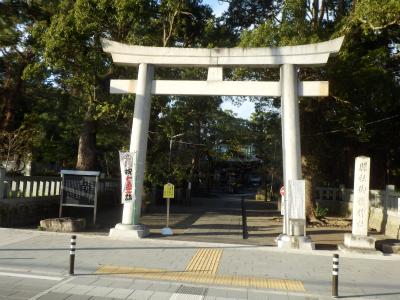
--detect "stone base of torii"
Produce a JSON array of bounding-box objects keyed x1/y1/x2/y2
[
  {"x1": 277, "y1": 235, "x2": 314, "y2": 250},
  {"x1": 110, "y1": 223, "x2": 149, "y2": 239}
]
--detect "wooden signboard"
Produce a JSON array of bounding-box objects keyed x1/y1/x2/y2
[{"x1": 59, "y1": 170, "x2": 100, "y2": 224}]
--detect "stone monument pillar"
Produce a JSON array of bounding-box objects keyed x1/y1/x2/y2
[{"x1": 341, "y1": 156, "x2": 376, "y2": 252}]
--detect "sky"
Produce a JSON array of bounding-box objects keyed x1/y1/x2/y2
[
  {"x1": 202, "y1": 0, "x2": 229, "y2": 17},
  {"x1": 220, "y1": 99, "x2": 256, "y2": 120},
  {"x1": 201, "y1": 1, "x2": 256, "y2": 120}
]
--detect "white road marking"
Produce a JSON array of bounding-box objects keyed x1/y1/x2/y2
[
  {"x1": 0, "y1": 271, "x2": 63, "y2": 281},
  {"x1": 169, "y1": 294, "x2": 204, "y2": 300},
  {"x1": 29, "y1": 277, "x2": 74, "y2": 300}
]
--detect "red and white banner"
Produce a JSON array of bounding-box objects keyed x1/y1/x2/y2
[{"x1": 119, "y1": 151, "x2": 137, "y2": 204}]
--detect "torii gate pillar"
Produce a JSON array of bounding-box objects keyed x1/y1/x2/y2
[
  {"x1": 280, "y1": 64, "x2": 302, "y2": 236},
  {"x1": 109, "y1": 63, "x2": 153, "y2": 239},
  {"x1": 281, "y1": 64, "x2": 302, "y2": 183}
]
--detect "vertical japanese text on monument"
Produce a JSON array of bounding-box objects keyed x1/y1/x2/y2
[
  {"x1": 119, "y1": 151, "x2": 138, "y2": 204},
  {"x1": 352, "y1": 156, "x2": 371, "y2": 236}
]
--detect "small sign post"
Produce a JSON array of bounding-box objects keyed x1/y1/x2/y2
[
  {"x1": 280, "y1": 186, "x2": 285, "y2": 197},
  {"x1": 280, "y1": 186, "x2": 285, "y2": 214},
  {"x1": 280, "y1": 186, "x2": 286, "y2": 233},
  {"x1": 161, "y1": 183, "x2": 175, "y2": 236}
]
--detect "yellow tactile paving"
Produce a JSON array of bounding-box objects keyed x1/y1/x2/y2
[
  {"x1": 96, "y1": 265, "x2": 305, "y2": 292},
  {"x1": 96, "y1": 248, "x2": 305, "y2": 292},
  {"x1": 185, "y1": 248, "x2": 223, "y2": 275}
]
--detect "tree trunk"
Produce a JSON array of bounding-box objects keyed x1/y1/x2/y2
[
  {"x1": 206, "y1": 152, "x2": 212, "y2": 193},
  {"x1": 260, "y1": 164, "x2": 269, "y2": 199},
  {"x1": 0, "y1": 63, "x2": 27, "y2": 132},
  {"x1": 301, "y1": 154, "x2": 319, "y2": 223},
  {"x1": 304, "y1": 175, "x2": 314, "y2": 221},
  {"x1": 337, "y1": 0, "x2": 345, "y2": 18},
  {"x1": 312, "y1": 0, "x2": 319, "y2": 32},
  {"x1": 76, "y1": 111, "x2": 97, "y2": 171},
  {"x1": 318, "y1": 0, "x2": 326, "y2": 25},
  {"x1": 0, "y1": 91, "x2": 16, "y2": 132},
  {"x1": 191, "y1": 117, "x2": 202, "y2": 190}
]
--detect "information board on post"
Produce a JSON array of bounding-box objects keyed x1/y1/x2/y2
[
  {"x1": 59, "y1": 170, "x2": 100, "y2": 224},
  {"x1": 163, "y1": 183, "x2": 175, "y2": 199},
  {"x1": 162, "y1": 183, "x2": 175, "y2": 235}
]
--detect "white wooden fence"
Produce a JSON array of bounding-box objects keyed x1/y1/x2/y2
[
  {"x1": 0, "y1": 168, "x2": 60, "y2": 200},
  {"x1": 0, "y1": 168, "x2": 120, "y2": 202}
]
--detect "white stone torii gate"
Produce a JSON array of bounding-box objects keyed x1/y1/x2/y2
[{"x1": 102, "y1": 37, "x2": 344, "y2": 240}]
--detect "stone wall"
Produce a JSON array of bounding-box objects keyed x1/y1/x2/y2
[
  {"x1": 0, "y1": 197, "x2": 59, "y2": 227},
  {"x1": 369, "y1": 207, "x2": 400, "y2": 239},
  {"x1": 338, "y1": 201, "x2": 352, "y2": 218},
  {"x1": 316, "y1": 198, "x2": 400, "y2": 239}
]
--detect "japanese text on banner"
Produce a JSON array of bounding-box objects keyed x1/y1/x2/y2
[{"x1": 119, "y1": 151, "x2": 137, "y2": 204}]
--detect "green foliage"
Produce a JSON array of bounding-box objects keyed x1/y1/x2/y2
[
  {"x1": 0, "y1": 1, "x2": 56, "y2": 131},
  {"x1": 2, "y1": 0, "x2": 400, "y2": 191},
  {"x1": 0, "y1": 126, "x2": 37, "y2": 172},
  {"x1": 314, "y1": 203, "x2": 328, "y2": 219},
  {"x1": 353, "y1": 0, "x2": 400, "y2": 32},
  {"x1": 221, "y1": 0, "x2": 278, "y2": 36},
  {"x1": 237, "y1": 0, "x2": 400, "y2": 188},
  {"x1": 240, "y1": 20, "x2": 280, "y2": 47}
]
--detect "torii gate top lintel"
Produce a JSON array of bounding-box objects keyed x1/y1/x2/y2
[{"x1": 101, "y1": 36, "x2": 344, "y2": 68}]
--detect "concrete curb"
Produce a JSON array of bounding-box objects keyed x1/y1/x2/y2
[{"x1": 2, "y1": 227, "x2": 399, "y2": 261}]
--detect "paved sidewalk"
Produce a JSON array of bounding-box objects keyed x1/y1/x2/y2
[
  {"x1": 67, "y1": 192, "x2": 390, "y2": 249},
  {"x1": 32, "y1": 274, "x2": 334, "y2": 300},
  {"x1": 0, "y1": 228, "x2": 399, "y2": 299}
]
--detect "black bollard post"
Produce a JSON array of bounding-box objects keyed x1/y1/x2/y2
[
  {"x1": 69, "y1": 235, "x2": 76, "y2": 275},
  {"x1": 241, "y1": 197, "x2": 249, "y2": 239},
  {"x1": 332, "y1": 253, "x2": 339, "y2": 298}
]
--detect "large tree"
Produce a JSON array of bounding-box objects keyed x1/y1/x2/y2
[
  {"x1": 40, "y1": 0, "x2": 158, "y2": 170},
  {"x1": 0, "y1": 1, "x2": 62, "y2": 172},
  {"x1": 227, "y1": 0, "x2": 400, "y2": 220},
  {"x1": 38, "y1": 0, "x2": 220, "y2": 173}
]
